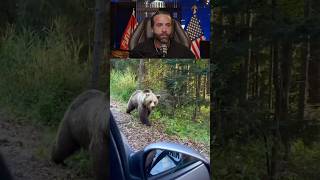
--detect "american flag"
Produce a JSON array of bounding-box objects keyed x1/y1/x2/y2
[{"x1": 185, "y1": 13, "x2": 205, "y2": 59}]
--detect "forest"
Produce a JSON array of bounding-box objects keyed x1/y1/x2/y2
[
  {"x1": 212, "y1": 0, "x2": 320, "y2": 179},
  {"x1": 0, "y1": 0, "x2": 107, "y2": 177},
  {"x1": 0, "y1": 0, "x2": 107, "y2": 125},
  {"x1": 110, "y1": 59, "x2": 210, "y2": 150}
]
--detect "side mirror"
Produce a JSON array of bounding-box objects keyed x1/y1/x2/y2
[{"x1": 129, "y1": 142, "x2": 210, "y2": 180}]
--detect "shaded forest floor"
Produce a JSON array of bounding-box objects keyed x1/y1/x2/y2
[
  {"x1": 110, "y1": 98, "x2": 210, "y2": 159},
  {"x1": 0, "y1": 110, "x2": 92, "y2": 180}
]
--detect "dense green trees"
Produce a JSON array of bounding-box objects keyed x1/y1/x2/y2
[{"x1": 212, "y1": 0, "x2": 320, "y2": 179}]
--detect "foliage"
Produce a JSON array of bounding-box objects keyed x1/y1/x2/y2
[
  {"x1": 213, "y1": 0, "x2": 320, "y2": 178},
  {"x1": 65, "y1": 150, "x2": 92, "y2": 177},
  {"x1": 288, "y1": 140, "x2": 320, "y2": 179},
  {"x1": 0, "y1": 0, "x2": 104, "y2": 175},
  {"x1": 213, "y1": 139, "x2": 267, "y2": 179},
  {"x1": 156, "y1": 106, "x2": 210, "y2": 144},
  {"x1": 110, "y1": 68, "x2": 136, "y2": 102},
  {"x1": 0, "y1": 22, "x2": 91, "y2": 126}
]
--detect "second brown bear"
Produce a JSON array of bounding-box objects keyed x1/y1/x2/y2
[{"x1": 126, "y1": 89, "x2": 160, "y2": 126}]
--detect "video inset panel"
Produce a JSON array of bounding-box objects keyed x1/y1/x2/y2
[
  {"x1": 111, "y1": 0, "x2": 210, "y2": 59},
  {"x1": 110, "y1": 59, "x2": 210, "y2": 161}
]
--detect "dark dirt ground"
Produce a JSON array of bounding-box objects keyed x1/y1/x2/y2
[{"x1": 0, "y1": 110, "x2": 92, "y2": 180}]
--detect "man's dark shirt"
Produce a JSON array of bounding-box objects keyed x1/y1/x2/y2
[{"x1": 129, "y1": 38, "x2": 195, "y2": 58}]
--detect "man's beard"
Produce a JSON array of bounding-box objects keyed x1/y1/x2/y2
[{"x1": 154, "y1": 33, "x2": 170, "y2": 44}]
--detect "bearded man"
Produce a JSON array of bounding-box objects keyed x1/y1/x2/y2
[{"x1": 129, "y1": 10, "x2": 195, "y2": 58}]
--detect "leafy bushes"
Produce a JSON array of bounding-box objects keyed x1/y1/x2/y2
[
  {"x1": 110, "y1": 69, "x2": 136, "y2": 102},
  {"x1": 0, "y1": 22, "x2": 91, "y2": 126}
]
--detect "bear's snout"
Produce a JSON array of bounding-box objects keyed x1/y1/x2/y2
[{"x1": 149, "y1": 102, "x2": 157, "y2": 109}]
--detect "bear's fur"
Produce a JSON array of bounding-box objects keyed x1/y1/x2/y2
[
  {"x1": 51, "y1": 89, "x2": 108, "y2": 180},
  {"x1": 126, "y1": 89, "x2": 160, "y2": 126}
]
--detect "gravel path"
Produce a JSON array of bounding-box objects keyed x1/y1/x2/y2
[{"x1": 110, "y1": 99, "x2": 210, "y2": 159}]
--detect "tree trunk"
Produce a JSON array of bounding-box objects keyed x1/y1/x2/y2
[
  {"x1": 269, "y1": 45, "x2": 274, "y2": 109},
  {"x1": 197, "y1": 74, "x2": 201, "y2": 113},
  {"x1": 207, "y1": 69, "x2": 210, "y2": 97},
  {"x1": 255, "y1": 53, "x2": 261, "y2": 98},
  {"x1": 202, "y1": 74, "x2": 206, "y2": 100},
  {"x1": 137, "y1": 60, "x2": 145, "y2": 89},
  {"x1": 212, "y1": 6, "x2": 225, "y2": 145},
  {"x1": 271, "y1": 39, "x2": 280, "y2": 180},
  {"x1": 298, "y1": 0, "x2": 311, "y2": 120},
  {"x1": 271, "y1": 39, "x2": 293, "y2": 179},
  {"x1": 280, "y1": 40, "x2": 293, "y2": 122},
  {"x1": 244, "y1": 9, "x2": 254, "y2": 100},
  {"x1": 308, "y1": 39, "x2": 320, "y2": 105},
  {"x1": 91, "y1": 0, "x2": 106, "y2": 89},
  {"x1": 105, "y1": 0, "x2": 110, "y2": 97},
  {"x1": 192, "y1": 74, "x2": 201, "y2": 121}
]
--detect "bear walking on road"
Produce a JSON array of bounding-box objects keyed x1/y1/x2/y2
[{"x1": 126, "y1": 89, "x2": 160, "y2": 126}]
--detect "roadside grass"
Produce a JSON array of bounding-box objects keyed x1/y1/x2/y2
[
  {"x1": 0, "y1": 21, "x2": 91, "y2": 126},
  {"x1": 0, "y1": 22, "x2": 93, "y2": 174}
]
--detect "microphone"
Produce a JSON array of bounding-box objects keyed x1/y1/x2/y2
[{"x1": 160, "y1": 39, "x2": 168, "y2": 58}]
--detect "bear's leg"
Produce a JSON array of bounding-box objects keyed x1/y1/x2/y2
[
  {"x1": 51, "y1": 119, "x2": 80, "y2": 164},
  {"x1": 138, "y1": 107, "x2": 151, "y2": 126},
  {"x1": 89, "y1": 135, "x2": 108, "y2": 180},
  {"x1": 126, "y1": 101, "x2": 136, "y2": 114}
]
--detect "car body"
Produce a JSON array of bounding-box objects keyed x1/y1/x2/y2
[{"x1": 109, "y1": 112, "x2": 210, "y2": 180}]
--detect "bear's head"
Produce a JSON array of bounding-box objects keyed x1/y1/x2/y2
[{"x1": 143, "y1": 90, "x2": 160, "y2": 111}]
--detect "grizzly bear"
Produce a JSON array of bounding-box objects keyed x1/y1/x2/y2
[
  {"x1": 51, "y1": 89, "x2": 108, "y2": 180},
  {"x1": 126, "y1": 89, "x2": 160, "y2": 126}
]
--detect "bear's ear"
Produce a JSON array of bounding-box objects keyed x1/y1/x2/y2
[
  {"x1": 143, "y1": 89, "x2": 152, "y2": 93},
  {"x1": 156, "y1": 95, "x2": 160, "y2": 99}
]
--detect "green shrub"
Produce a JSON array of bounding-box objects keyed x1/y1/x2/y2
[
  {"x1": 110, "y1": 69, "x2": 136, "y2": 102},
  {"x1": 212, "y1": 140, "x2": 267, "y2": 179},
  {"x1": 0, "y1": 22, "x2": 91, "y2": 126},
  {"x1": 157, "y1": 105, "x2": 210, "y2": 144},
  {"x1": 288, "y1": 140, "x2": 320, "y2": 179}
]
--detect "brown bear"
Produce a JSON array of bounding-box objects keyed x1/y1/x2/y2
[
  {"x1": 126, "y1": 89, "x2": 160, "y2": 126},
  {"x1": 51, "y1": 89, "x2": 108, "y2": 180}
]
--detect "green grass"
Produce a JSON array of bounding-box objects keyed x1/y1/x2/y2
[
  {"x1": 65, "y1": 150, "x2": 92, "y2": 177},
  {"x1": 0, "y1": 22, "x2": 91, "y2": 126},
  {"x1": 154, "y1": 106, "x2": 210, "y2": 144},
  {"x1": 110, "y1": 69, "x2": 136, "y2": 102}
]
